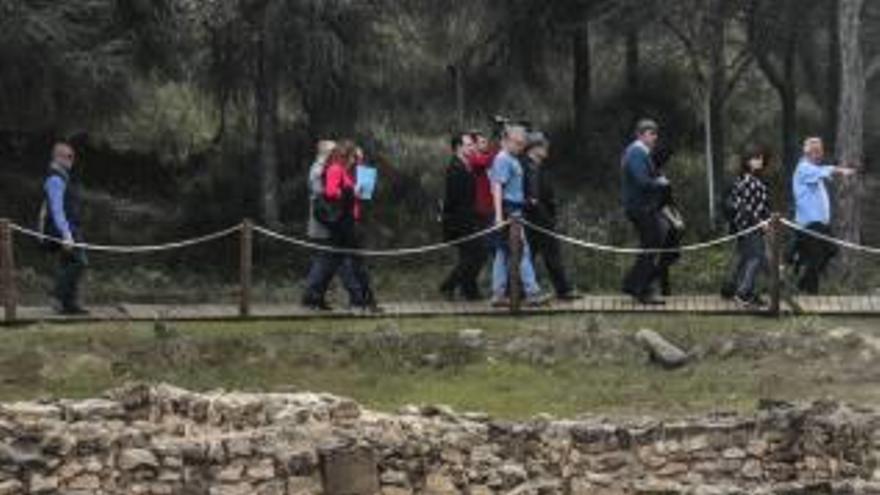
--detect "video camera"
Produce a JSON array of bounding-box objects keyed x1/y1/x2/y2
[{"x1": 490, "y1": 115, "x2": 532, "y2": 140}]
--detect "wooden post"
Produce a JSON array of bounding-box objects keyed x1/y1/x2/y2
[
  {"x1": 768, "y1": 213, "x2": 783, "y2": 317},
  {"x1": 0, "y1": 219, "x2": 17, "y2": 324},
  {"x1": 239, "y1": 219, "x2": 253, "y2": 318},
  {"x1": 509, "y1": 216, "x2": 523, "y2": 314}
]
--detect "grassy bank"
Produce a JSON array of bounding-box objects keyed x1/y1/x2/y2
[{"x1": 1, "y1": 314, "x2": 878, "y2": 419}]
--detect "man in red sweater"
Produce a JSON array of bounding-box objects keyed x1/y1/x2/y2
[{"x1": 469, "y1": 132, "x2": 498, "y2": 223}]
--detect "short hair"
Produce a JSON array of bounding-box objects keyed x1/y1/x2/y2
[
  {"x1": 740, "y1": 144, "x2": 770, "y2": 175},
  {"x1": 450, "y1": 132, "x2": 467, "y2": 151},
  {"x1": 316, "y1": 140, "x2": 336, "y2": 159},
  {"x1": 635, "y1": 119, "x2": 659, "y2": 136},
  {"x1": 52, "y1": 141, "x2": 74, "y2": 158},
  {"x1": 803, "y1": 137, "x2": 823, "y2": 154},
  {"x1": 526, "y1": 131, "x2": 549, "y2": 151},
  {"x1": 504, "y1": 125, "x2": 528, "y2": 140}
]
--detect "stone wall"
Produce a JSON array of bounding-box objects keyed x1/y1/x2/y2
[{"x1": 0, "y1": 384, "x2": 878, "y2": 495}]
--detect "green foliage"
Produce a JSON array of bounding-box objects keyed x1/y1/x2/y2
[
  {"x1": 0, "y1": 0, "x2": 179, "y2": 131},
  {"x1": 97, "y1": 82, "x2": 218, "y2": 166}
]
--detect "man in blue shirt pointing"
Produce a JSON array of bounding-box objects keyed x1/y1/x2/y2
[
  {"x1": 41, "y1": 142, "x2": 89, "y2": 315},
  {"x1": 791, "y1": 137, "x2": 855, "y2": 294}
]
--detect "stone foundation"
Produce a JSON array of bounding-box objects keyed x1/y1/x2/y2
[{"x1": 0, "y1": 384, "x2": 878, "y2": 494}]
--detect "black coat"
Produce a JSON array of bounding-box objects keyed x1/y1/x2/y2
[
  {"x1": 442, "y1": 156, "x2": 478, "y2": 240},
  {"x1": 523, "y1": 157, "x2": 559, "y2": 228}
]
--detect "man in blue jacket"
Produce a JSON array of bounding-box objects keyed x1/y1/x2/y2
[
  {"x1": 621, "y1": 120, "x2": 670, "y2": 305},
  {"x1": 41, "y1": 142, "x2": 89, "y2": 315}
]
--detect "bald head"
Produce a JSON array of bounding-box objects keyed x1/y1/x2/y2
[
  {"x1": 52, "y1": 142, "x2": 75, "y2": 170},
  {"x1": 803, "y1": 137, "x2": 824, "y2": 163},
  {"x1": 503, "y1": 125, "x2": 528, "y2": 155}
]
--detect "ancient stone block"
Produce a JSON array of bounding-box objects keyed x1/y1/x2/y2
[{"x1": 320, "y1": 445, "x2": 379, "y2": 495}]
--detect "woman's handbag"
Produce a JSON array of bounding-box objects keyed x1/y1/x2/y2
[{"x1": 661, "y1": 205, "x2": 686, "y2": 232}]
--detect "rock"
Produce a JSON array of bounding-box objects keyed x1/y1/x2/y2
[
  {"x1": 0, "y1": 480, "x2": 22, "y2": 495},
  {"x1": 118, "y1": 449, "x2": 160, "y2": 471},
  {"x1": 210, "y1": 484, "x2": 253, "y2": 495},
  {"x1": 28, "y1": 474, "x2": 58, "y2": 494},
  {"x1": 380, "y1": 470, "x2": 409, "y2": 487},
  {"x1": 458, "y1": 329, "x2": 486, "y2": 350},
  {"x1": 66, "y1": 474, "x2": 101, "y2": 491},
  {"x1": 425, "y1": 472, "x2": 458, "y2": 494},
  {"x1": 320, "y1": 445, "x2": 379, "y2": 495},
  {"x1": 635, "y1": 329, "x2": 690, "y2": 369},
  {"x1": 225, "y1": 437, "x2": 254, "y2": 458},
  {"x1": 0, "y1": 403, "x2": 61, "y2": 421},
  {"x1": 65, "y1": 398, "x2": 125, "y2": 421},
  {"x1": 247, "y1": 459, "x2": 276, "y2": 481},
  {"x1": 420, "y1": 354, "x2": 442, "y2": 368},
  {"x1": 498, "y1": 464, "x2": 528, "y2": 486},
  {"x1": 0, "y1": 443, "x2": 48, "y2": 469},
  {"x1": 218, "y1": 463, "x2": 245, "y2": 482},
  {"x1": 287, "y1": 476, "x2": 322, "y2": 495}
]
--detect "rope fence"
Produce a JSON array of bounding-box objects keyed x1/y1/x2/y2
[{"x1": 2, "y1": 214, "x2": 880, "y2": 323}]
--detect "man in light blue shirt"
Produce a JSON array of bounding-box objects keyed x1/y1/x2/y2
[
  {"x1": 791, "y1": 137, "x2": 854, "y2": 293},
  {"x1": 489, "y1": 125, "x2": 549, "y2": 307}
]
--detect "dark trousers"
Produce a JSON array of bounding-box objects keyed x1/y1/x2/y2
[
  {"x1": 623, "y1": 210, "x2": 663, "y2": 297},
  {"x1": 54, "y1": 248, "x2": 87, "y2": 309},
  {"x1": 528, "y1": 228, "x2": 573, "y2": 296},
  {"x1": 793, "y1": 222, "x2": 838, "y2": 295},
  {"x1": 303, "y1": 227, "x2": 375, "y2": 307},
  {"x1": 730, "y1": 232, "x2": 767, "y2": 298},
  {"x1": 655, "y1": 220, "x2": 682, "y2": 295},
  {"x1": 441, "y1": 237, "x2": 487, "y2": 299}
]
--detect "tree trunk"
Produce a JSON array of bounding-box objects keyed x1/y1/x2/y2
[
  {"x1": 625, "y1": 28, "x2": 639, "y2": 95},
  {"x1": 573, "y1": 22, "x2": 592, "y2": 161},
  {"x1": 834, "y1": 0, "x2": 865, "y2": 269},
  {"x1": 449, "y1": 65, "x2": 466, "y2": 128},
  {"x1": 707, "y1": 0, "x2": 727, "y2": 225},
  {"x1": 254, "y1": 6, "x2": 280, "y2": 227},
  {"x1": 825, "y1": 0, "x2": 842, "y2": 152}
]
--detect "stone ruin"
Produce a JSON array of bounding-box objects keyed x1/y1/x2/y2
[{"x1": 0, "y1": 384, "x2": 878, "y2": 494}]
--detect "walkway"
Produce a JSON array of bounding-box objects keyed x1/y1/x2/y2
[{"x1": 6, "y1": 295, "x2": 880, "y2": 324}]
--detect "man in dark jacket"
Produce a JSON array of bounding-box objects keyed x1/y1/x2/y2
[
  {"x1": 41, "y1": 142, "x2": 88, "y2": 315},
  {"x1": 523, "y1": 132, "x2": 577, "y2": 300},
  {"x1": 621, "y1": 119, "x2": 670, "y2": 305},
  {"x1": 440, "y1": 132, "x2": 486, "y2": 301}
]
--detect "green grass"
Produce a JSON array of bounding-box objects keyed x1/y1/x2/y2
[{"x1": 1, "y1": 314, "x2": 878, "y2": 419}]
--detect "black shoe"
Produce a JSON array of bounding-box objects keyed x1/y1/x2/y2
[
  {"x1": 352, "y1": 303, "x2": 384, "y2": 315},
  {"x1": 735, "y1": 294, "x2": 767, "y2": 309},
  {"x1": 462, "y1": 292, "x2": 484, "y2": 302},
  {"x1": 439, "y1": 287, "x2": 456, "y2": 302},
  {"x1": 557, "y1": 291, "x2": 581, "y2": 302},
  {"x1": 302, "y1": 296, "x2": 332, "y2": 311},
  {"x1": 635, "y1": 295, "x2": 666, "y2": 306},
  {"x1": 59, "y1": 306, "x2": 90, "y2": 316}
]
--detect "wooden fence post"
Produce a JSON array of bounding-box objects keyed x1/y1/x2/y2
[
  {"x1": 0, "y1": 219, "x2": 17, "y2": 324},
  {"x1": 768, "y1": 213, "x2": 783, "y2": 317},
  {"x1": 509, "y1": 216, "x2": 523, "y2": 314},
  {"x1": 239, "y1": 219, "x2": 253, "y2": 318}
]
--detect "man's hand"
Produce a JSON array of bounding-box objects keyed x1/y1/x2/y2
[
  {"x1": 656, "y1": 176, "x2": 670, "y2": 187},
  {"x1": 62, "y1": 236, "x2": 74, "y2": 251},
  {"x1": 834, "y1": 166, "x2": 857, "y2": 178}
]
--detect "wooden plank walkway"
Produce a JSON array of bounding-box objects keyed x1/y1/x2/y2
[{"x1": 5, "y1": 295, "x2": 880, "y2": 324}]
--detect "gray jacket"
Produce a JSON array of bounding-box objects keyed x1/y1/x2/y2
[{"x1": 307, "y1": 160, "x2": 331, "y2": 240}]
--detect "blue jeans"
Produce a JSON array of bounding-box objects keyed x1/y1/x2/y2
[
  {"x1": 732, "y1": 232, "x2": 767, "y2": 298},
  {"x1": 492, "y1": 227, "x2": 541, "y2": 298}
]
